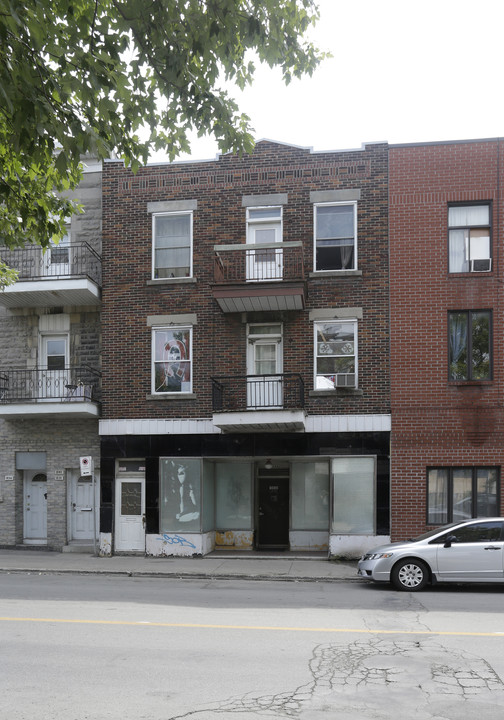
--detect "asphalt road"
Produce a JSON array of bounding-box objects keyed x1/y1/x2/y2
[{"x1": 2, "y1": 574, "x2": 504, "y2": 719}]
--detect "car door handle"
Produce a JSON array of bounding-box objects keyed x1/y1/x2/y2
[{"x1": 484, "y1": 546, "x2": 501, "y2": 550}]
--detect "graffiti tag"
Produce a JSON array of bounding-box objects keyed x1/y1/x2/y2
[{"x1": 161, "y1": 533, "x2": 196, "y2": 549}]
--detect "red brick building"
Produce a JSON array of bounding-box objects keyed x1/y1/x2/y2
[
  {"x1": 389, "y1": 138, "x2": 504, "y2": 541},
  {"x1": 99, "y1": 140, "x2": 391, "y2": 557}
]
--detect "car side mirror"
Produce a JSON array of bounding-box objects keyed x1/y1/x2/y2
[{"x1": 444, "y1": 535, "x2": 457, "y2": 548}]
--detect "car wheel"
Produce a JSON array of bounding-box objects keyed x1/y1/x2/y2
[{"x1": 391, "y1": 559, "x2": 429, "y2": 591}]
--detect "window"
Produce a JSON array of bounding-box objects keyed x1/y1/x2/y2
[
  {"x1": 448, "y1": 310, "x2": 491, "y2": 381},
  {"x1": 152, "y1": 326, "x2": 192, "y2": 393},
  {"x1": 153, "y1": 212, "x2": 192, "y2": 279},
  {"x1": 448, "y1": 204, "x2": 491, "y2": 273},
  {"x1": 427, "y1": 467, "x2": 499, "y2": 524},
  {"x1": 315, "y1": 320, "x2": 357, "y2": 389},
  {"x1": 314, "y1": 203, "x2": 356, "y2": 271}
]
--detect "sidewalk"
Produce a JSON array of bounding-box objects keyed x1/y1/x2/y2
[{"x1": 0, "y1": 548, "x2": 360, "y2": 583}]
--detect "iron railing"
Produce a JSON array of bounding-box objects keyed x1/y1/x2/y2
[
  {"x1": 211, "y1": 373, "x2": 304, "y2": 412},
  {"x1": 213, "y1": 241, "x2": 304, "y2": 283},
  {"x1": 0, "y1": 366, "x2": 101, "y2": 404},
  {"x1": 0, "y1": 243, "x2": 101, "y2": 285}
]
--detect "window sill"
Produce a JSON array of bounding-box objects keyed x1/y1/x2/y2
[
  {"x1": 309, "y1": 270, "x2": 362, "y2": 278},
  {"x1": 309, "y1": 388, "x2": 363, "y2": 397},
  {"x1": 146, "y1": 393, "x2": 197, "y2": 400},
  {"x1": 448, "y1": 381, "x2": 493, "y2": 387},
  {"x1": 147, "y1": 277, "x2": 196, "y2": 286}
]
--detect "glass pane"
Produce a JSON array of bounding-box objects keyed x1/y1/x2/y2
[
  {"x1": 215, "y1": 462, "x2": 252, "y2": 529},
  {"x1": 121, "y1": 482, "x2": 141, "y2": 515},
  {"x1": 154, "y1": 328, "x2": 191, "y2": 393},
  {"x1": 317, "y1": 205, "x2": 355, "y2": 239},
  {"x1": 452, "y1": 521, "x2": 502, "y2": 543},
  {"x1": 255, "y1": 344, "x2": 277, "y2": 375},
  {"x1": 452, "y1": 468, "x2": 472, "y2": 522},
  {"x1": 448, "y1": 229, "x2": 469, "y2": 272},
  {"x1": 331, "y1": 457, "x2": 375, "y2": 534},
  {"x1": 449, "y1": 205, "x2": 489, "y2": 227},
  {"x1": 47, "y1": 339, "x2": 66, "y2": 356},
  {"x1": 202, "y1": 461, "x2": 215, "y2": 533},
  {"x1": 471, "y1": 312, "x2": 490, "y2": 380},
  {"x1": 291, "y1": 461, "x2": 329, "y2": 530},
  {"x1": 427, "y1": 468, "x2": 448, "y2": 524},
  {"x1": 248, "y1": 207, "x2": 281, "y2": 220},
  {"x1": 159, "y1": 458, "x2": 201, "y2": 532},
  {"x1": 477, "y1": 468, "x2": 498, "y2": 516},
  {"x1": 155, "y1": 214, "x2": 190, "y2": 241},
  {"x1": 449, "y1": 313, "x2": 468, "y2": 380},
  {"x1": 249, "y1": 325, "x2": 282, "y2": 336},
  {"x1": 469, "y1": 230, "x2": 490, "y2": 260}
]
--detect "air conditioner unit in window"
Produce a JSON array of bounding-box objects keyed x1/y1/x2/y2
[
  {"x1": 335, "y1": 373, "x2": 356, "y2": 387},
  {"x1": 471, "y1": 258, "x2": 492, "y2": 272}
]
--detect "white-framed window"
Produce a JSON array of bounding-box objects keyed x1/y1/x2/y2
[
  {"x1": 314, "y1": 202, "x2": 357, "y2": 271},
  {"x1": 314, "y1": 320, "x2": 357, "y2": 389},
  {"x1": 152, "y1": 326, "x2": 192, "y2": 393},
  {"x1": 152, "y1": 211, "x2": 193, "y2": 279},
  {"x1": 448, "y1": 204, "x2": 491, "y2": 273}
]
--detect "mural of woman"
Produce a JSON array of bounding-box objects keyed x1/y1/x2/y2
[
  {"x1": 176, "y1": 464, "x2": 200, "y2": 523},
  {"x1": 163, "y1": 338, "x2": 190, "y2": 392}
]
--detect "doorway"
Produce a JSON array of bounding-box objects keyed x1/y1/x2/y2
[
  {"x1": 69, "y1": 470, "x2": 98, "y2": 542},
  {"x1": 23, "y1": 470, "x2": 48, "y2": 544},
  {"x1": 115, "y1": 475, "x2": 146, "y2": 552},
  {"x1": 256, "y1": 465, "x2": 290, "y2": 550},
  {"x1": 246, "y1": 324, "x2": 283, "y2": 409}
]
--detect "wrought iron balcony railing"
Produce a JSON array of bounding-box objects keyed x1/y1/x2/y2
[
  {"x1": 0, "y1": 243, "x2": 101, "y2": 285},
  {"x1": 0, "y1": 366, "x2": 101, "y2": 404},
  {"x1": 211, "y1": 373, "x2": 305, "y2": 413},
  {"x1": 213, "y1": 241, "x2": 304, "y2": 283}
]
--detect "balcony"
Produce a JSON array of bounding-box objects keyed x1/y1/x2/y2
[
  {"x1": 0, "y1": 243, "x2": 101, "y2": 308},
  {"x1": 211, "y1": 241, "x2": 305, "y2": 313},
  {"x1": 211, "y1": 374, "x2": 305, "y2": 432},
  {"x1": 0, "y1": 366, "x2": 101, "y2": 418}
]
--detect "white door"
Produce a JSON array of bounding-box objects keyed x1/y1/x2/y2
[
  {"x1": 246, "y1": 208, "x2": 282, "y2": 281},
  {"x1": 247, "y1": 325, "x2": 283, "y2": 409},
  {"x1": 39, "y1": 335, "x2": 69, "y2": 399},
  {"x1": 115, "y1": 476, "x2": 145, "y2": 552},
  {"x1": 70, "y1": 471, "x2": 98, "y2": 541},
  {"x1": 23, "y1": 471, "x2": 48, "y2": 544},
  {"x1": 43, "y1": 232, "x2": 70, "y2": 277}
]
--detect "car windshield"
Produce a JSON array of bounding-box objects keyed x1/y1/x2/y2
[{"x1": 409, "y1": 522, "x2": 460, "y2": 542}]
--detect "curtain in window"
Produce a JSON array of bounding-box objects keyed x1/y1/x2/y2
[
  {"x1": 448, "y1": 229, "x2": 469, "y2": 272},
  {"x1": 427, "y1": 468, "x2": 448, "y2": 524},
  {"x1": 448, "y1": 206, "x2": 489, "y2": 227},
  {"x1": 449, "y1": 313, "x2": 467, "y2": 379}
]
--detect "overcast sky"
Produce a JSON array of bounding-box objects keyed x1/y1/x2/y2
[{"x1": 152, "y1": 0, "x2": 503, "y2": 162}]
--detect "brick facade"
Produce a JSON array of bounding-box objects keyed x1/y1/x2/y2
[{"x1": 389, "y1": 139, "x2": 504, "y2": 541}]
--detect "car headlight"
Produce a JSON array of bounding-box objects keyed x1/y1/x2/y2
[{"x1": 364, "y1": 552, "x2": 394, "y2": 561}]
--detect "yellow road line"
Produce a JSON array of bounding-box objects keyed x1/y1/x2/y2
[{"x1": 0, "y1": 617, "x2": 503, "y2": 637}]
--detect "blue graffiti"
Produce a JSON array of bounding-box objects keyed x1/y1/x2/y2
[{"x1": 160, "y1": 533, "x2": 196, "y2": 549}]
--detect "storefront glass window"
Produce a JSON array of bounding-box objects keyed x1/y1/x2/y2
[
  {"x1": 331, "y1": 457, "x2": 375, "y2": 534},
  {"x1": 202, "y1": 461, "x2": 215, "y2": 533},
  {"x1": 160, "y1": 458, "x2": 201, "y2": 532},
  {"x1": 215, "y1": 462, "x2": 252, "y2": 529},
  {"x1": 291, "y1": 461, "x2": 329, "y2": 530}
]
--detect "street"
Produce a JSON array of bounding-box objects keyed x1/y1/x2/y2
[{"x1": 1, "y1": 574, "x2": 504, "y2": 719}]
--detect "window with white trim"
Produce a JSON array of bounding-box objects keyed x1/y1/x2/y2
[
  {"x1": 314, "y1": 202, "x2": 357, "y2": 271},
  {"x1": 152, "y1": 326, "x2": 192, "y2": 393},
  {"x1": 448, "y1": 204, "x2": 491, "y2": 273},
  {"x1": 152, "y1": 212, "x2": 192, "y2": 279},
  {"x1": 314, "y1": 320, "x2": 357, "y2": 389}
]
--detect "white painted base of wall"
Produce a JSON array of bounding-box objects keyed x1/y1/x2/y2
[
  {"x1": 290, "y1": 531, "x2": 328, "y2": 551},
  {"x1": 329, "y1": 534, "x2": 390, "y2": 560},
  {"x1": 146, "y1": 532, "x2": 214, "y2": 557},
  {"x1": 99, "y1": 533, "x2": 112, "y2": 556},
  {"x1": 215, "y1": 530, "x2": 254, "y2": 549}
]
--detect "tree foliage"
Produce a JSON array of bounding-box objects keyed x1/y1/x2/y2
[{"x1": 0, "y1": 0, "x2": 324, "y2": 286}]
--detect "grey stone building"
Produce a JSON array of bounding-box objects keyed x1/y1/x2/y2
[{"x1": 0, "y1": 160, "x2": 102, "y2": 550}]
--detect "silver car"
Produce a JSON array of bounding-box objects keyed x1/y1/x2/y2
[{"x1": 357, "y1": 517, "x2": 504, "y2": 591}]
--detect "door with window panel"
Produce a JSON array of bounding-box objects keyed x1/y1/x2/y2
[
  {"x1": 246, "y1": 207, "x2": 283, "y2": 281},
  {"x1": 247, "y1": 324, "x2": 283, "y2": 409},
  {"x1": 39, "y1": 335, "x2": 69, "y2": 400}
]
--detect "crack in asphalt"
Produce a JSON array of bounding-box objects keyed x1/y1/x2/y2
[{"x1": 167, "y1": 636, "x2": 504, "y2": 719}]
